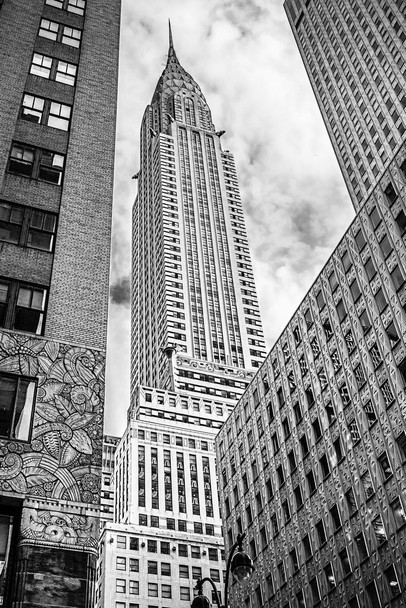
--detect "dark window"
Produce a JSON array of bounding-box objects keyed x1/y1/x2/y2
[
  {"x1": 0, "y1": 279, "x2": 47, "y2": 335},
  {"x1": 320, "y1": 454, "x2": 330, "y2": 479},
  {"x1": 339, "y1": 384, "x2": 351, "y2": 406},
  {"x1": 333, "y1": 437, "x2": 343, "y2": 463},
  {"x1": 271, "y1": 432, "x2": 279, "y2": 453},
  {"x1": 294, "y1": 485, "x2": 303, "y2": 509},
  {"x1": 309, "y1": 577, "x2": 320, "y2": 603},
  {"x1": 277, "y1": 465, "x2": 284, "y2": 487},
  {"x1": 266, "y1": 479, "x2": 273, "y2": 501},
  {"x1": 271, "y1": 513, "x2": 278, "y2": 536},
  {"x1": 288, "y1": 450, "x2": 296, "y2": 473},
  {"x1": 375, "y1": 287, "x2": 387, "y2": 312},
  {"x1": 304, "y1": 308, "x2": 313, "y2": 328},
  {"x1": 150, "y1": 516, "x2": 159, "y2": 528},
  {"x1": 307, "y1": 470, "x2": 316, "y2": 495},
  {"x1": 293, "y1": 325, "x2": 301, "y2": 344},
  {"x1": 381, "y1": 379, "x2": 395, "y2": 406},
  {"x1": 378, "y1": 451, "x2": 393, "y2": 480},
  {"x1": 379, "y1": 234, "x2": 392, "y2": 258},
  {"x1": 147, "y1": 561, "x2": 157, "y2": 575},
  {"x1": 316, "y1": 290, "x2": 325, "y2": 309},
  {"x1": 130, "y1": 537, "x2": 139, "y2": 550},
  {"x1": 384, "y1": 565, "x2": 401, "y2": 598},
  {"x1": 350, "y1": 280, "x2": 361, "y2": 301},
  {"x1": 293, "y1": 402, "x2": 302, "y2": 424},
  {"x1": 359, "y1": 309, "x2": 371, "y2": 333},
  {"x1": 341, "y1": 249, "x2": 351, "y2": 271},
  {"x1": 365, "y1": 257, "x2": 376, "y2": 280},
  {"x1": 316, "y1": 520, "x2": 326, "y2": 546},
  {"x1": 282, "y1": 499, "x2": 290, "y2": 524},
  {"x1": 355, "y1": 230, "x2": 366, "y2": 250},
  {"x1": 372, "y1": 515, "x2": 387, "y2": 545},
  {"x1": 306, "y1": 387, "x2": 315, "y2": 407},
  {"x1": 0, "y1": 372, "x2": 36, "y2": 441},
  {"x1": 384, "y1": 182, "x2": 398, "y2": 205},
  {"x1": 323, "y1": 319, "x2": 333, "y2": 340},
  {"x1": 277, "y1": 561, "x2": 286, "y2": 586},
  {"x1": 312, "y1": 418, "x2": 322, "y2": 441},
  {"x1": 147, "y1": 539, "x2": 157, "y2": 553},
  {"x1": 178, "y1": 544, "x2": 187, "y2": 557},
  {"x1": 391, "y1": 265, "x2": 404, "y2": 290},
  {"x1": 395, "y1": 210, "x2": 406, "y2": 235},
  {"x1": 330, "y1": 504, "x2": 341, "y2": 530},
  {"x1": 282, "y1": 418, "x2": 290, "y2": 439},
  {"x1": 386, "y1": 321, "x2": 399, "y2": 346},
  {"x1": 325, "y1": 401, "x2": 336, "y2": 424},
  {"x1": 353, "y1": 363, "x2": 365, "y2": 387},
  {"x1": 397, "y1": 432, "x2": 406, "y2": 462},
  {"x1": 390, "y1": 496, "x2": 406, "y2": 528},
  {"x1": 369, "y1": 206, "x2": 381, "y2": 228},
  {"x1": 324, "y1": 563, "x2": 336, "y2": 589},
  {"x1": 345, "y1": 487, "x2": 357, "y2": 515},
  {"x1": 277, "y1": 387, "x2": 284, "y2": 408},
  {"x1": 8, "y1": 143, "x2": 65, "y2": 185},
  {"x1": 339, "y1": 547, "x2": 351, "y2": 576},
  {"x1": 300, "y1": 435, "x2": 309, "y2": 457},
  {"x1": 336, "y1": 298, "x2": 347, "y2": 321},
  {"x1": 363, "y1": 400, "x2": 377, "y2": 427},
  {"x1": 260, "y1": 526, "x2": 267, "y2": 549},
  {"x1": 366, "y1": 582, "x2": 380, "y2": 606},
  {"x1": 328, "y1": 271, "x2": 338, "y2": 292},
  {"x1": 302, "y1": 534, "x2": 312, "y2": 560},
  {"x1": 290, "y1": 547, "x2": 298, "y2": 571},
  {"x1": 354, "y1": 532, "x2": 368, "y2": 561}
]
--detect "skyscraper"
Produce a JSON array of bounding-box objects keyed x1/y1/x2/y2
[
  {"x1": 216, "y1": 3, "x2": 406, "y2": 608},
  {"x1": 96, "y1": 28, "x2": 266, "y2": 608},
  {"x1": 0, "y1": 0, "x2": 119, "y2": 605},
  {"x1": 285, "y1": 0, "x2": 405, "y2": 210},
  {"x1": 131, "y1": 25, "x2": 266, "y2": 397}
]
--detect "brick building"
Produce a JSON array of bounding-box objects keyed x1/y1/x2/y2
[{"x1": 0, "y1": 0, "x2": 119, "y2": 606}]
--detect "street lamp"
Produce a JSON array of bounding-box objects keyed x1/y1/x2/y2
[{"x1": 191, "y1": 533, "x2": 254, "y2": 608}]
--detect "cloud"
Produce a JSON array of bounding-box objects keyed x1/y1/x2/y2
[{"x1": 110, "y1": 277, "x2": 131, "y2": 307}]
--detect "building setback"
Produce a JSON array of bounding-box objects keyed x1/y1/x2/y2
[
  {"x1": 0, "y1": 0, "x2": 119, "y2": 606},
  {"x1": 96, "y1": 28, "x2": 266, "y2": 608},
  {"x1": 217, "y1": 2, "x2": 406, "y2": 608}
]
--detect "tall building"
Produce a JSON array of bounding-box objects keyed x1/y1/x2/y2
[
  {"x1": 96, "y1": 28, "x2": 266, "y2": 608},
  {"x1": 285, "y1": 0, "x2": 405, "y2": 209},
  {"x1": 0, "y1": 0, "x2": 119, "y2": 606},
  {"x1": 216, "y1": 3, "x2": 406, "y2": 608},
  {"x1": 131, "y1": 25, "x2": 266, "y2": 398}
]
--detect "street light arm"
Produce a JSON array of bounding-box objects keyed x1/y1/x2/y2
[
  {"x1": 196, "y1": 577, "x2": 223, "y2": 608},
  {"x1": 223, "y1": 532, "x2": 245, "y2": 608}
]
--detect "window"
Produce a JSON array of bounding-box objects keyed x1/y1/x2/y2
[
  {"x1": 293, "y1": 402, "x2": 302, "y2": 424},
  {"x1": 378, "y1": 451, "x2": 392, "y2": 480},
  {"x1": 210, "y1": 569, "x2": 220, "y2": 582},
  {"x1": 379, "y1": 234, "x2": 392, "y2": 258},
  {"x1": 288, "y1": 450, "x2": 296, "y2": 472},
  {"x1": 304, "y1": 307, "x2": 312, "y2": 328},
  {"x1": 381, "y1": 380, "x2": 394, "y2": 406},
  {"x1": 129, "y1": 537, "x2": 139, "y2": 550},
  {"x1": 316, "y1": 520, "x2": 326, "y2": 546},
  {"x1": 21, "y1": 94, "x2": 44, "y2": 124},
  {"x1": 341, "y1": 249, "x2": 351, "y2": 271},
  {"x1": 324, "y1": 563, "x2": 336, "y2": 590},
  {"x1": 365, "y1": 257, "x2": 376, "y2": 280},
  {"x1": 249, "y1": 539, "x2": 257, "y2": 560},
  {"x1": 30, "y1": 53, "x2": 77, "y2": 86},
  {"x1": 369, "y1": 206, "x2": 381, "y2": 229},
  {"x1": 312, "y1": 418, "x2": 322, "y2": 441},
  {"x1": 276, "y1": 465, "x2": 284, "y2": 487},
  {"x1": 8, "y1": 143, "x2": 65, "y2": 185},
  {"x1": 300, "y1": 435, "x2": 309, "y2": 457},
  {"x1": 323, "y1": 319, "x2": 333, "y2": 340},
  {"x1": 355, "y1": 230, "x2": 366, "y2": 250},
  {"x1": 375, "y1": 287, "x2": 387, "y2": 313},
  {"x1": 192, "y1": 566, "x2": 202, "y2": 580},
  {"x1": 391, "y1": 496, "x2": 406, "y2": 528},
  {"x1": 361, "y1": 470, "x2": 374, "y2": 499},
  {"x1": 245, "y1": 505, "x2": 252, "y2": 525},
  {"x1": 1, "y1": 280, "x2": 48, "y2": 335},
  {"x1": 147, "y1": 539, "x2": 157, "y2": 553},
  {"x1": 282, "y1": 417, "x2": 290, "y2": 439},
  {"x1": 365, "y1": 581, "x2": 380, "y2": 607},
  {"x1": 39, "y1": 18, "x2": 59, "y2": 40},
  {"x1": 282, "y1": 499, "x2": 290, "y2": 524},
  {"x1": 116, "y1": 579, "x2": 125, "y2": 594},
  {"x1": 271, "y1": 433, "x2": 279, "y2": 453},
  {"x1": 48, "y1": 101, "x2": 71, "y2": 131},
  {"x1": 180, "y1": 587, "x2": 190, "y2": 602},
  {"x1": 271, "y1": 513, "x2": 278, "y2": 536},
  {"x1": 316, "y1": 290, "x2": 325, "y2": 309},
  {"x1": 294, "y1": 485, "x2": 303, "y2": 509},
  {"x1": 306, "y1": 387, "x2": 315, "y2": 407},
  {"x1": 148, "y1": 560, "x2": 158, "y2": 575},
  {"x1": 62, "y1": 26, "x2": 82, "y2": 47},
  {"x1": 328, "y1": 271, "x2": 338, "y2": 292},
  {"x1": 339, "y1": 547, "x2": 351, "y2": 576},
  {"x1": 148, "y1": 583, "x2": 158, "y2": 597},
  {"x1": 336, "y1": 298, "x2": 347, "y2": 321},
  {"x1": 290, "y1": 547, "x2": 298, "y2": 572},
  {"x1": 68, "y1": 0, "x2": 86, "y2": 15},
  {"x1": 395, "y1": 210, "x2": 406, "y2": 235},
  {"x1": 345, "y1": 487, "x2": 357, "y2": 515},
  {"x1": 350, "y1": 280, "x2": 361, "y2": 301},
  {"x1": 320, "y1": 455, "x2": 330, "y2": 479},
  {"x1": 194, "y1": 522, "x2": 202, "y2": 534},
  {"x1": 354, "y1": 532, "x2": 368, "y2": 561},
  {"x1": 178, "y1": 544, "x2": 188, "y2": 557},
  {"x1": 307, "y1": 470, "x2": 316, "y2": 495},
  {"x1": 260, "y1": 526, "x2": 267, "y2": 549},
  {"x1": 372, "y1": 515, "x2": 387, "y2": 545},
  {"x1": 116, "y1": 535, "x2": 126, "y2": 549},
  {"x1": 309, "y1": 577, "x2": 320, "y2": 603},
  {"x1": 179, "y1": 565, "x2": 189, "y2": 579},
  {"x1": 0, "y1": 202, "x2": 57, "y2": 252},
  {"x1": 151, "y1": 516, "x2": 159, "y2": 528},
  {"x1": 384, "y1": 565, "x2": 400, "y2": 598},
  {"x1": 208, "y1": 548, "x2": 218, "y2": 561},
  {"x1": 129, "y1": 558, "x2": 139, "y2": 572},
  {"x1": 302, "y1": 534, "x2": 312, "y2": 560},
  {"x1": 56, "y1": 60, "x2": 77, "y2": 86},
  {"x1": 161, "y1": 584, "x2": 171, "y2": 599},
  {"x1": 333, "y1": 437, "x2": 343, "y2": 463},
  {"x1": 296, "y1": 590, "x2": 305, "y2": 608},
  {"x1": 116, "y1": 557, "x2": 125, "y2": 570},
  {"x1": 277, "y1": 560, "x2": 286, "y2": 586},
  {"x1": 384, "y1": 182, "x2": 398, "y2": 205}
]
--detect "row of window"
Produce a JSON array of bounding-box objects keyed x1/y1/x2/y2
[
  {"x1": 21, "y1": 93, "x2": 71, "y2": 131},
  {"x1": 1, "y1": 201, "x2": 57, "y2": 252},
  {"x1": 115, "y1": 557, "x2": 223, "y2": 582},
  {"x1": 45, "y1": 0, "x2": 85, "y2": 15},
  {"x1": 31, "y1": 52, "x2": 77, "y2": 86},
  {"x1": 1, "y1": 279, "x2": 47, "y2": 336},
  {"x1": 115, "y1": 580, "x2": 200, "y2": 603},
  {"x1": 8, "y1": 143, "x2": 64, "y2": 185},
  {"x1": 114, "y1": 535, "x2": 223, "y2": 561}
]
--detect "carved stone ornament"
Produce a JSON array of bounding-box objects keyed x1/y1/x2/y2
[{"x1": 0, "y1": 331, "x2": 104, "y2": 505}]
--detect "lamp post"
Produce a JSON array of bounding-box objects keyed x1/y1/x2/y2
[{"x1": 191, "y1": 533, "x2": 254, "y2": 608}]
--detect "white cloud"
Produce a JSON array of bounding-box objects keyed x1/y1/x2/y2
[{"x1": 105, "y1": 0, "x2": 355, "y2": 435}]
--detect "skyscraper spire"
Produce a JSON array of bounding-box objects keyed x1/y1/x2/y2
[{"x1": 167, "y1": 19, "x2": 177, "y2": 63}]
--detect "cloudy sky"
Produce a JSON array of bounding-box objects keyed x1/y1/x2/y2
[{"x1": 105, "y1": 0, "x2": 354, "y2": 436}]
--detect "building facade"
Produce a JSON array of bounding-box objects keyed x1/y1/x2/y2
[
  {"x1": 97, "y1": 28, "x2": 267, "y2": 608},
  {"x1": 217, "y1": 2, "x2": 406, "y2": 608},
  {"x1": 0, "y1": 0, "x2": 119, "y2": 606},
  {"x1": 285, "y1": 0, "x2": 405, "y2": 210}
]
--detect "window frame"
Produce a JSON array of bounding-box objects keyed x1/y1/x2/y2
[{"x1": 0, "y1": 201, "x2": 57, "y2": 252}]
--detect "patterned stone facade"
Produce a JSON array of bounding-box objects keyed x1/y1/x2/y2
[{"x1": 217, "y1": 146, "x2": 406, "y2": 607}]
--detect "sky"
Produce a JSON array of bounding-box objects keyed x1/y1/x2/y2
[{"x1": 105, "y1": 0, "x2": 355, "y2": 437}]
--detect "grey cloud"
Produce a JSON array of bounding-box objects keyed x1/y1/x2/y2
[{"x1": 110, "y1": 277, "x2": 131, "y2": 307}]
